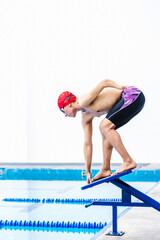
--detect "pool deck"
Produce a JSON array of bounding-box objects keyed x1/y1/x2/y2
[{"x1": 97, "y1": 164, "x2": 160, "y2": 240}]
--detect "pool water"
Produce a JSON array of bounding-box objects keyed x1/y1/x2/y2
[{"x1": 0, "y1": 179, "x2": 158, "y2": 240}]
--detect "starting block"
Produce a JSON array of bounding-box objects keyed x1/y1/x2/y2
[{"x1": 81, "y1": 168, "x2": 160, "y2": 236}]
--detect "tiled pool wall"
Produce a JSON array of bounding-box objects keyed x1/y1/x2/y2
[{"x1": 0, "y1": 168, "x2": 160, "y2": 181}]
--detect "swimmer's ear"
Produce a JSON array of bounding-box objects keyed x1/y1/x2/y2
[
  {"x1": 69, "y1": 100, "x2": 76, "y2": 107},
  {"x1": 68, "y1": 103, "x2": 73, "y2": 108}
]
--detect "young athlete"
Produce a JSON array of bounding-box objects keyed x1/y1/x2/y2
[{"x1": 57, "y1": 79, "x2": 145, "y2": 184}]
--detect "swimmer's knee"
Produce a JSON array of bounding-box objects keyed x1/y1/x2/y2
[{"x1": 99, "y1": 119, "x2": 115, "y2": 134}]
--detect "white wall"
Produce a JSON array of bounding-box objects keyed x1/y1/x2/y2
[{"x1": 0, "y1": 0, "x2": 160, "y2": 164}]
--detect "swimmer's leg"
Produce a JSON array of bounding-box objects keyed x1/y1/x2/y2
[
  {"x1": 99, "y1": 118, "x2": 137, "y2": 176},
  {"x1": 92, "y1": 137, "x2": 112, "y2": 182}
]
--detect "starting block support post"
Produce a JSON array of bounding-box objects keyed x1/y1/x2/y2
[{"x1": 107, "y1": 205, "x2": 124, "y2": 236}]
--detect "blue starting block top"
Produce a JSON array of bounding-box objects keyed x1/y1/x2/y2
[{"x1": 81, "y1": 168, "x2": 138, "y2": 190}]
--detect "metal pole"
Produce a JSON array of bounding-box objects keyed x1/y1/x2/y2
[
  {"x1": 106, "y1": 205, "x2": 124, "y2": 236},
  {"x1": 113, "y1": 205, "x2": 117, "y2": 234}
]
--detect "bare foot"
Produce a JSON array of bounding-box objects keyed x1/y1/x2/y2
[
  {"x1": 92, "y1": 169, "x2": 112, "y2": 182},
  {"x1": 111, "y1": 161, "x2": 137, "y2": 176}
]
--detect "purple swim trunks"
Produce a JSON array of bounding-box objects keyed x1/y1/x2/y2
[
  {"x1": 106, "y1": 86, "x2": 145, "y2": 129},
  {"x1": 121, "y1": 86, "x2": 142, "y2": 109}
]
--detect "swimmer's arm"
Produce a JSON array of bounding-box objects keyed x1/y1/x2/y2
[
  {"x1": 79, "y1": 79, "x2": 124, "y2": 107},
  {"x1": 82, "y1": 113, "x2": 93, "y2": 183}
]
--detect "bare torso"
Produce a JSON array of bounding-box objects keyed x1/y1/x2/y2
[{"x1": 80, "y1": 87, "x2": 123, "y2": 118}]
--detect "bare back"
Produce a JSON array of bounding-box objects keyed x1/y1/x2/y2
[{"x1": 80, "y1": 87, "x2": 122, "y2": 118}]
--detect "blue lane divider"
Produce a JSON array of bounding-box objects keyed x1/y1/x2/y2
[
  {"x1": 1, "y1": 167, "x2": 160, "y2": 181},
  {"x1": 3, "y1": 198, "x2": 41, "y2": 203},
  {"x1": 3, "y1": 198, "x2": 121, "y2": 204},
  {"x1": 0, "y1": 220, "x2": 107, "y2": 230}
]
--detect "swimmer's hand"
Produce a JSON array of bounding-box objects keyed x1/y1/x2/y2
[
  {"x1": 87, "y1": 172, "x2": 92, "y2": 184},
  {"x1": 121, "y1": 85, "x2": 129, "y2": 90}
]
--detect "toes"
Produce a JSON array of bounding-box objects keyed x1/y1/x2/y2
[
  {"x1": 111, "y1": 171, "x2": 119, "y2": 176},
  {"x1": 92, "y1": 176, "x2": 98, "y2": 182}
]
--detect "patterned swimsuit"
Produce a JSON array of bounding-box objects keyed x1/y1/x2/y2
[{"x1": 106, "y1": 86, "x2": 145, "y2": 129}]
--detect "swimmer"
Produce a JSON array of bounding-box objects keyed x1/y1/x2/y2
[{"x1": 57, "y1": 79, "x2": 145, "y2": 184}]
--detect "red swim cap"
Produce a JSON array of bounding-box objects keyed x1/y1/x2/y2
[{"x1": 57, "y1": 91, "x2": 77, "y2": 110}]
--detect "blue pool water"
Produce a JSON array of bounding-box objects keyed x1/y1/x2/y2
[{"x1": 0, "y1": 166, "x2": 159, "y2": 240}]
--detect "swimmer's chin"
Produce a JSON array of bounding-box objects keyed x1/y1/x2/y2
[
  {"x1": 68, "y1": 113, "x2": 76, "y2": 118},
  {"x1": 68, "y1": 110, "x2": 78, "y2": 118},
  {"x1": 72, "y1": 111, "x2": 77, "y2": 118}
]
